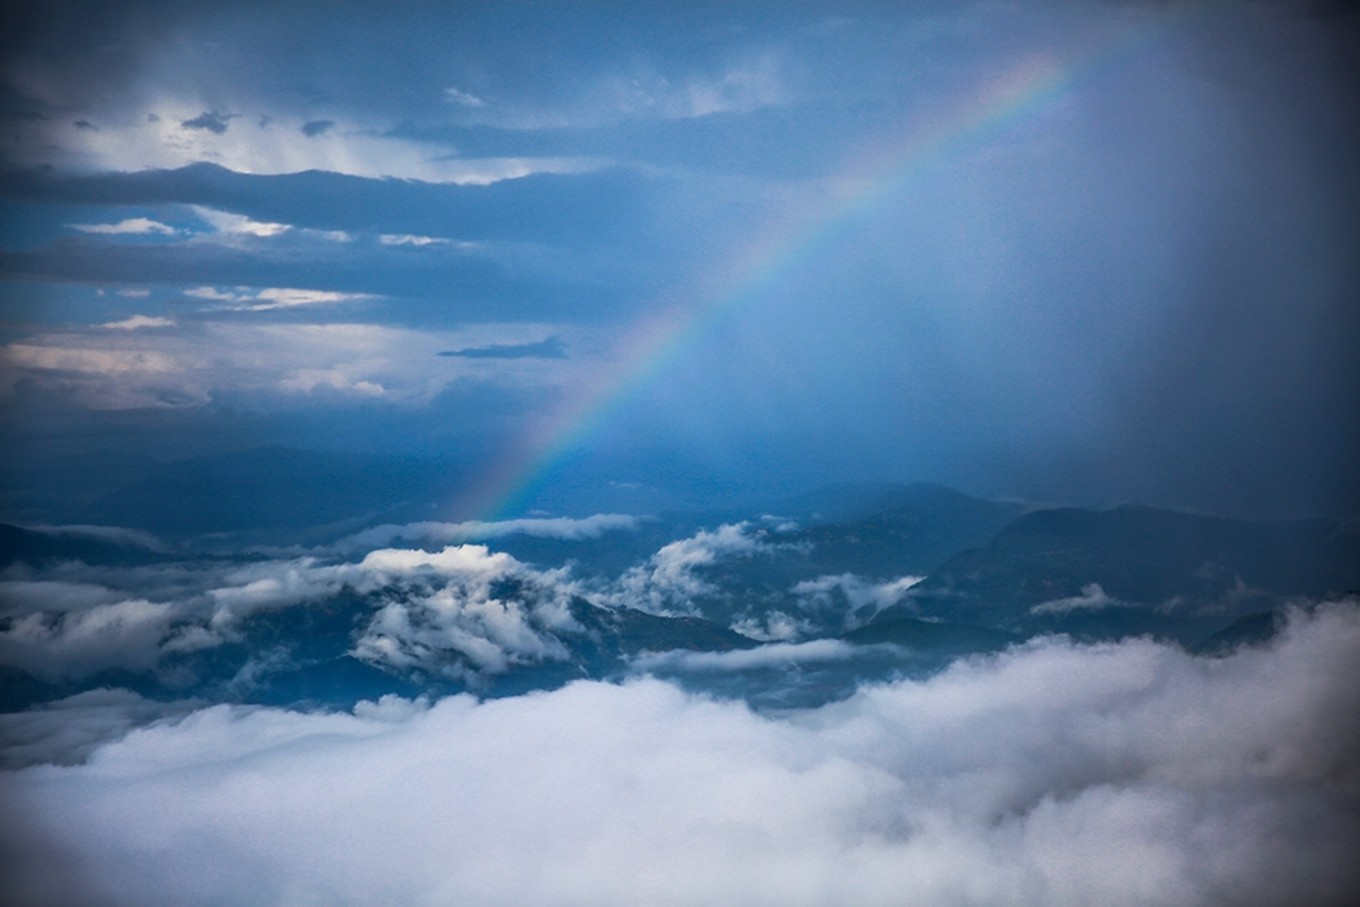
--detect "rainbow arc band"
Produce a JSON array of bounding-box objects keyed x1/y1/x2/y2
[{"x1": 455, "y1": 8, "x2": 1189, "y2": 523}]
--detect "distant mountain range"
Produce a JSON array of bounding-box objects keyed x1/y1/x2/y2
[
  {"x1": 888, "y1": 504, "x2": 1360, "y2": 642},
  {"x1": 2, "y1": 481, "x2": 1356, "y2": 720}
]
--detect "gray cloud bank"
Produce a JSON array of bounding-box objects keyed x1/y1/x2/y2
[{"x1": 2, "y1": 604, "x2": 1357, "y2": 907}]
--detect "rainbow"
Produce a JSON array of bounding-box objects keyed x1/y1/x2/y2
[{"x1": 459, "y1": 12, "x2": 1177, "y2": 522}]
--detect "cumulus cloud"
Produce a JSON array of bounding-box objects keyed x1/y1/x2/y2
[
  {"x1": 350, "y1": 545, "x2": 581, "y2": 684},
  {"x1": 204, "y1": 543, "x2": 587, "y2": 649},
  {"x1": 0, "y1": 598, "x2": 176, "y2": 681},
  {"x1": 2, "y1": 604, "x2": 1356, "y2": 907},
  {"x1": 0, "y1": 539, "x2": 595, "y2": 687}
]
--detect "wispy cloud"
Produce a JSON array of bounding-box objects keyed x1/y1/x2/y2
[
  {"x1": 99, "y1": 315, "x2": 174, "y2": 331},
  {"x1": 182, "y1": 285, "x2": 370, "y2": 311},
  {"x1": 438, "y1": 337, "x2": 567, "y2": 360},
  {"x1": 379, "y1": 234, "x2": 453, "y2": 247},
  {"x1": 1030, "y1": 582, "x2": 1129, "y2": 615},
  {"x1": 632, "y1": 638, "x2": 861, "y2": 672},
  {"x1": 338, "y1": 514, "x2": 641, "y2": 552},
  {"x1": 792, "y1": 573, "x2": 924, "y2": 617},
  {"x1": 610, "y1": 523, "x2": 806, "y2": 616},
  {"x1": 68, "y1": 218, "x2": 179, "y2": 236},
  {"x1": 444, "y1": 87, "x2": 487, "y2": 108},
  {"x1": 607, "y1": 52, "x2": 790, "y2": 120},
  {"x1": 249, "y1": 288, "x2": 369, "y2": 312},
  {"x1": 191, "y1": 206, "x2": 291, "y2": 237}
]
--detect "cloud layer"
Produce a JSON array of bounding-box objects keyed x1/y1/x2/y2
[{"x1": 3, "y1": 604, "x2": 1357, "y2": 907}]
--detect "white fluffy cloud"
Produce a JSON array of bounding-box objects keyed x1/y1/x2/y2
[
  {"x1": 351, "y1": 546, "x2": 581, "y2": 683},
  {"x1": 2, "y1": 604, "x2": 1356, "y2": 907},
  {"x1": 0, "y1": 542, "x2": 590, "y2": 685},
  {"x1": 198, "y1": 544, "x2": 591, "y2": 683},
  {"x1": 0, "y1": 598, "x2": 176, "y2": 681},
  {"x1": 613, "y1": 522, "x2": 801, "y2": 616}
]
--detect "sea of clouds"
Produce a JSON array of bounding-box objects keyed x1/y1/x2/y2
[{"x1": 2, "y1": 603, "x2": 1357, "y2": 907}]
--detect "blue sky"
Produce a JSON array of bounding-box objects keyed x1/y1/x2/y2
[{"x1": 2, "y1": 0, "x2": 1357, "y2": 521}]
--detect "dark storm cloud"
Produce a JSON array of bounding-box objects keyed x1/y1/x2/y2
[
  {"x1": 179, "y1": 111, "x2": 233, "y2": 134},
  {"x1": 300, "y1": 119, "x2": 334, "y2": 137},
  {"x1": 439, "y1": 336, "x2": 566, "y2": 359},
  {"x1": 0, "y1": 0, "x2": 1356, "y2": 519}
]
